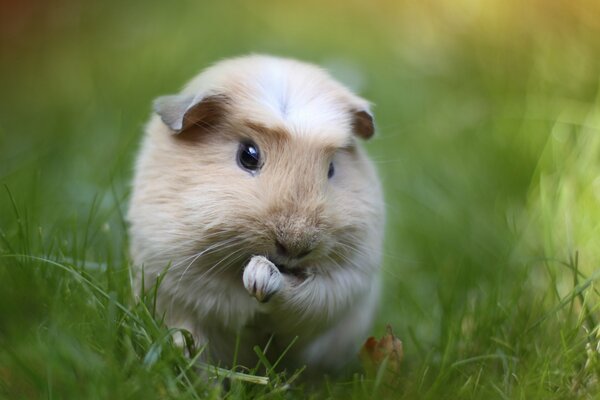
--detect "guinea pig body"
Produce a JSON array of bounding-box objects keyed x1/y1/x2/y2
[{"x1": 128, "y1": 55, "x2": 385, "y2": 373}]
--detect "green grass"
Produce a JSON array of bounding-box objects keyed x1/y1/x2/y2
[{"x1": 1, "y1": 0, "x2": 600, "y2": 398}]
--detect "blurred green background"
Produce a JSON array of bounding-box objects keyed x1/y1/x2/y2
[{"x1": 1, "y1": 0, "x2": 599, "y2": 398}]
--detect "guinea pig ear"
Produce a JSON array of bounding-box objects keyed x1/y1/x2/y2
[
  {"x1": 153, "y1": 94, "x2": 228, "y2": 134},
  {"x1": 351, "y1": 109, "x2": 375, "y2": 140}
]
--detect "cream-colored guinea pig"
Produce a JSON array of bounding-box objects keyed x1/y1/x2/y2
[{"x1": 128, "y1": 54, "x2": 385, "y2": 374}]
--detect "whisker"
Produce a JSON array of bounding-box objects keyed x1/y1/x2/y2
[
  {"x1": 172, "y1": 239, "x2": 240, "y2": 289},
  {"x1": 190, "y1": 247, "x2": 247, "y2": 283},
  {"x1": 170, "y1": 238, "x2": 239, "y2": 272}
]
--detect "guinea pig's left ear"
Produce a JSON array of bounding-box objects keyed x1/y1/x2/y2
[
  {"x1": 351, "y1": 109, "x2": 375, "y2": 140},
  {"x1": 153, "y1": 94, "x2": 228, "y2": 134}
]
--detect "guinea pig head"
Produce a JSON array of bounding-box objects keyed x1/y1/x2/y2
[{"x1": 137, "y1": 55, "x2": 380, "y2": 275}]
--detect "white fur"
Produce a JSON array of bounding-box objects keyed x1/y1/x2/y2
[
  {"x1": 128, "y1": 55, "x2": 385, "y2": 374},
  {"x1": 183, "y1": 55, "x2": 370, "y2": 143},
  {"x1": 243, "y1": 256, "x2": 282, "y2": 303}
]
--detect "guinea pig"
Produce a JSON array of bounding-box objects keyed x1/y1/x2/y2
[{"x1": 127, "y1": 54, "x2": 385, "y2": 374}]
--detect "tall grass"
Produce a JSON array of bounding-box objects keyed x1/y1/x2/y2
[{"x1": 1, "y1": 0, "x2": 599, "y2": 398}]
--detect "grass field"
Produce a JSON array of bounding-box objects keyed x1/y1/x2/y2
[{"x1": 1, "y1": 1, "x2": 600, "y2": 398}]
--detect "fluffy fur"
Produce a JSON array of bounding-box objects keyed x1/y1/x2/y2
[{"x1": 128, "y1": 55, "x2": 385, "y2": 373}]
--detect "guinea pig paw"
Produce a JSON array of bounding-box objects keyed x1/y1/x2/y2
[{"x1": 243, "y1": 256, "x2": 282, "y2": 303}]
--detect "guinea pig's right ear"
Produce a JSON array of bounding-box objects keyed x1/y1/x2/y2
[
  {"x1": 351, "y1": 108, "x2": 375, "y2": 140},
  {"x1": 153, "y1": 94, "x2": 228, "y2": 134}
]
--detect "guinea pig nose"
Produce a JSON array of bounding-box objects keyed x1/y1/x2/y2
[
  {"x1": 275, "y1": 241, "x2": 288, "y2": 257},
  {"x1": 275, "y1": 240, "x2": 313, "y2": 259}
]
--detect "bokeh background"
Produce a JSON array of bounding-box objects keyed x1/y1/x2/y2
[{"x1": 1, "y1": 0, "x2": 599, "y2": 398}]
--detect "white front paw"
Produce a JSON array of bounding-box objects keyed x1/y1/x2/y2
[{"x1": 243, "y1": 256, "x2": 282, "y2": 303}]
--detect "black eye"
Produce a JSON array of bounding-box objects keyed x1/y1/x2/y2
[
  {"x1": 237, "y1": 141, "x2": 261, "y2": 173},
  {"x1": 328, "y1": 162, "x2": 335, "y2": 179}
]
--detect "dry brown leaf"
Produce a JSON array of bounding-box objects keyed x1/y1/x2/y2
[{"x1": 359, "y1": 325, "x2": 403, "y2": 383}]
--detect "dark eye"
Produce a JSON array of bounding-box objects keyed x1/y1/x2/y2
[
  {"x1": 237, "y1": 141, "x2": 261, "y2": 173},
  {"x1": 328, "y1": 162, "x2": 335, "y2": 179}
]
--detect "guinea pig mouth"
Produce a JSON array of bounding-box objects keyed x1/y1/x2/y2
[{"x1": 273, "y1": 262, "x2": 309, "y2": 281}]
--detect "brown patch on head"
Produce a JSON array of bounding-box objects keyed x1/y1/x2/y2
[
  {"x1": 243, "y1": 121, "x2": 290, "y2": 143},
  {"x1": 338, "y1": 139, "x2": 358, "y2": 157}
]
